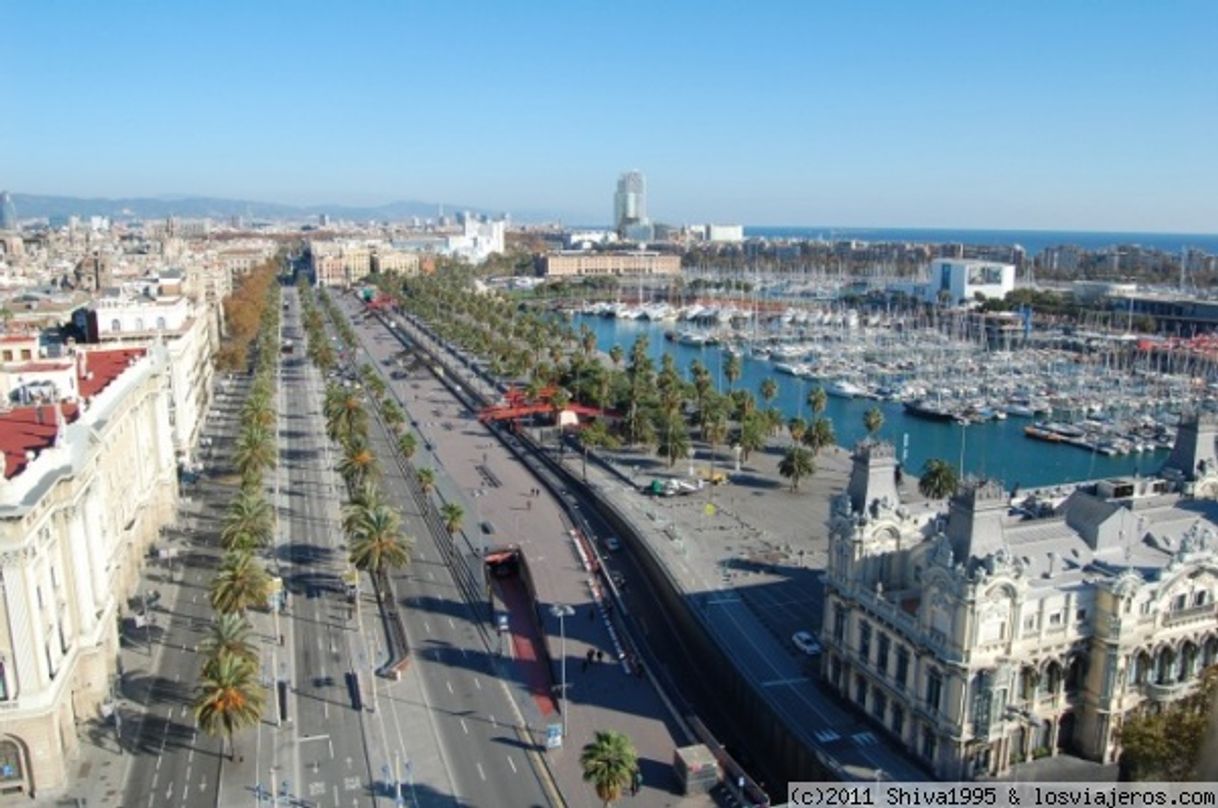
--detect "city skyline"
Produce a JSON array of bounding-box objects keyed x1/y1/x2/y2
[{"x1": 5, "y1": 1, "x2": 1217, "y2": 232}]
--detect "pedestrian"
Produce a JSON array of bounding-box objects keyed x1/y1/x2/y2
[
  {"x1": 589, "y1": 606, "x2": 596, "y2": 620},
  {"x1": 596, "y1": 650, "x2": 604, "y2": 663},
  {"x1": 632, "y1": 769, "x2": 643, "y2": 796},
  {"x1": 527, "y1": 500, "x2": 532, "y2": 512}
]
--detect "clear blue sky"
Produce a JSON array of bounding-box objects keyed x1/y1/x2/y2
[{"x1": 3, "y1": 1, "x2": 1216, "y2": 231}]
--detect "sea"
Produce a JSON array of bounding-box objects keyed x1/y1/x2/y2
[
  {"x1": 744, "y1": 226, "x2": 1218, "y2": 257},
  {"x1": 573, "y1": 314, "x2": 1174, "y2": 489}
]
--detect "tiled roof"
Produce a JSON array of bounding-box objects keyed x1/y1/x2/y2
[
  {"x1": 0, "y1": 403, "x2": 80, "y2": 479},
  {"x1": 0, "y1": 347, "x2": 146, "y2": 479}
]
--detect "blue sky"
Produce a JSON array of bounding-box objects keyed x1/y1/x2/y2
[{"x1": 3, "y1": 1, "x2": 1216, "y2": 231}]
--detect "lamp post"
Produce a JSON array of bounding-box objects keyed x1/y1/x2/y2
[{"x1": 550, "y1": 603, "x2": 575, "y2": 741}]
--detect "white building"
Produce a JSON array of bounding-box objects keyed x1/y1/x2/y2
[
  {"x1": 820, "y1": 422, "x2": 1218, "y2": 781},
  {"x1": 0, "y1": 347, "x2": 180, "y2": 795},
  {"x1": 444, "y1": 217, "x2": 505, "y2": 263},
  {"x1": 926, "y1": 259, "x2": 1015, "y2": 305},
  {"x1": 614, "y1": 170, "x2": 647, "y2": 236},
  {"x1": 705, "y1": 224, "x2": 744, "y2": 244}
]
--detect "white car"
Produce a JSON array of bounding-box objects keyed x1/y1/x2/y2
[{"x1": 792, "y1": 631, "x2": 821, "y2": 655}]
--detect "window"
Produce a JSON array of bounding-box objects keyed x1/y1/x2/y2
[
  {"x1": 1075, "y1": 609, "x2": 1087, "y2": 622},
  {"x1": 156, "y1": 316, "x2": 167, "y2": 330},
  {"x1": 1173, "y1": 594, "x2": 1187, "y2": 611},
  {"x1": 922, "y1": 727, "x2": 938, "y2": 762},
  {"x1": 895, "y1": 648, "x2": 909, "y2": 691},
  {"x1": 891, "y1": 705, "x2": 905, "y2": 736},
  {"x1": 1049, "y1": 612, "x2": 1062, "y2": 626},
  {"x1": 1023, "y1": 614, "x2": 1037, "y2": 632},
  {"x1": 873, "y1": 690, "x2": 887, "y2": 720},
  {"x1": 877, "y1": 633, "x2": 890, "y2": 676},
  {"x1": 926, "y1": 669, "x2": 943, "y2": 712},
  {"x1": 859, "y1": 621, "x2": 872, "y2": 663},
  {"x1": 830, "y1": 656, "x2": 843, "y2": 690},
  {"x1": 855, "y1": 675, "x2": 867, "y2": 706},
  {"x1": 36, "y1": 585, "x2": 44, "y2": 611},
  {"x1": 0, "y1": 660, "x2": 7, "y2": 700},
  {"x1": 20, "y1": 349, "x2": 31, "y2": 360},
  {"x1": 1, "y1": 350, "x2": 11, "y2": 361},
  {"x1": 1195, "y1": 591, "x2": 1209, "y2": 607},
  {"x1": 833, "y1": 606, "x2": 845, "y2": 643}
]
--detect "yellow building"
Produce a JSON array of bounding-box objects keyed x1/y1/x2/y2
[{"x1": 538, "y1": 250, "x2": 681, "y2": 277}]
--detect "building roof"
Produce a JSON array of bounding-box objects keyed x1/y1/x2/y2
[
  {"x1": 0, "y1": 347, "x2": 145, "y2": 479},
  {"x1": 0, "y1": 403, "x2": 79, "y2": 479}
]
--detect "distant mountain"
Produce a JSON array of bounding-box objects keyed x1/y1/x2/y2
[{"x1": 8, "y1": 193, "x2": 540, "y2": 222}]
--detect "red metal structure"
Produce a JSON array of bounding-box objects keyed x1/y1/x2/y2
[{"x1": 478, "y1": 385, "x2": 611, "y2": 424}]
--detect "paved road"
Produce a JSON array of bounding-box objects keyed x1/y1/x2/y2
[
  {"x1": 321, "y1": 291, "x2": 558, "y2": 808},
  {"x1": 337, "y1": 295, "x2": 714, "y2": 808}
]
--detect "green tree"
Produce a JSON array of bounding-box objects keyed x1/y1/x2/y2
[
  {"x1": 416, "y1": 467, "x2": 436, "y2": 494},
  {"x1": 863, "y1": 406, "x2": 884, "y2": 438},
  {"x1": 199, "y1": 613, "x2": 258, "y2": 673},
  {"x1": 220, "y1": 488, "x2": 273, "y2": 552},
  {"x1": 337, "y1": 438, "x2": 379, "y2": 489},
  {"x1": 724, "y1": 353, "x2": 742, "y2": 392},
  {"x1": 788, "y1": 417, "x2": 808, "y2": 444},
  {"x1": 233, "y1": 424, "x2": 276, "y2": 479},
  {"x1": 778, "y1": 445, "x2": 815, "y2": 491},
  {"x1": 580, "y1": 730, "x2": 639, "y2": 807},
  {"x1": 918, "y1": 458, "x2": 960, "y2": 499},
  {"x1": 440, "y1": 502, "x2": 465, "y2": 535},
  {"x1": 807, "y1": 386, "x2": 827, "y2": 418},
  {"x1": 348, "y1": 502, "x2": 411, "y2": 577},
  {"x1": 759, "y1": 377, "x2": 778, "y2": 407},
  {"x1": 193, "y1": 653, "x2": 265, "y2": 761},
  {"x1": 1118, "y1": 666, "x2": 1217, "y2": 780},
  {"x1": 397, "y1": 431, "x2": 418, "y2": 460},
  {"x1": 608, "y1": 344, "x2": 624, "y2": 369},
  {"x1": 803, "y1": 417, "x2": 836, "y2": 456},
  {"x1": 655, "y1": 410, "x2": 691, "y2": 468},
  {"x1": 737, "y1": 412, "x2": 766, "y2": 462},
  {"x1": 209, "y1": 551, "x2": 272, "y2": 615},
  {"x1": 579, "y1": 419, "x2": 620, "y2": 480}
]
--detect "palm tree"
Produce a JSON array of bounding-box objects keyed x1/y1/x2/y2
[
  {"x1": 724, "y1": 353, "x2": 742, "y2": 392},
  {"x1": 193, "y1": 653, "x2": 265, "y2": 761},
  {"x1": 655, "y1": 410, "x2": 691, "y2": 468},
  {"x1": 209, "y1": 551, "x2": 272, "y2": 615},
  {"x1": 778, "y1": 445, "x2": 815, "y2": 491},
  {"x1": 919, "y1": 458, "x2": 960, "y2": 500},
  {"x1": 807, "y1": 386, "x2": 828, "y2": 418},
  {"x1": 342, "y1": 481, "x2": 384, "y2": 536},
  {"x1": 580, "y1": 730, "x2": 639, "y2": 807},
  {"x1": 220, "y1": 488, "x2": 273, "y2": 551},
  {"x1": 233, "y1": 424, "x2": 276, "y2": 479},
  {"x1": 863, "y1": 406, "x2": 884, "y2": 439},
  {"x1": 578, "y1": 419, "x2": 620, "y2": 480},
  {"x1": 440, "y1": 502, "x2": 464, "y2": 535},
  {"x1": 759, "y1": 377, "x2": 778, "y2": 408},
  {"x1": 200, "y1": 613, "x2": 258, "y2": 673},
  {"x1": 348, "y1": 502, "x2": 411, "y2": 577},
  {"x1": 788, "y1": 417, "x2": 808, "y2": 444},
  {"x1": 397, "y1": 431, "x2": 418, "y2": 460},
  {"x1": 608, "y1": 344, "x2": 623, "y2": 369},
  {"x1": 337, "y1": 438, "x2": 379, "y2": 488},
  {"x1": 803, "y1": 417, "x2": 836, "y2": 456},
  {"x1": 416, "y1": 467, "x2": 436, "y2": 494}
]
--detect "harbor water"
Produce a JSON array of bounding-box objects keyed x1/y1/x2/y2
[{"x1": 574, "y1": 314, "x2": 1171, "y2": 489}]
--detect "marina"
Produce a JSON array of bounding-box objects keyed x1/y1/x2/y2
[{"x1": 565, "y1": 300, "x2": 1218, "y2": 487}]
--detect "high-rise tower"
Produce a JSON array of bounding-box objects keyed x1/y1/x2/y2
[
  {"x1": 613, "y1": 171, "x2": 646, "y2": 235},
  {"x1": 0, "y1": 191, "x2": 16, "y2": 230}
]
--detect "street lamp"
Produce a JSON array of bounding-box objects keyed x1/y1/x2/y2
[{"x1": 549, "y1": 604, "x2": 575, "y2": 741}]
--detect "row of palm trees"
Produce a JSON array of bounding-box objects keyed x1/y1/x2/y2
[
  {"x1": 192, "y1": 277, "x2": 284, "y2": 760},
  {"x1": 301, "y1": 284, "x2": 414, "y2": 586},
  {"x1": 374, "y1": 272, "x2": 964, "y2": 501}
]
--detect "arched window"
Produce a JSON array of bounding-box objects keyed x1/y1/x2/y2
[
  {"x1": 134, "y1": 318, "x2": 145, "y2": 331},
  {"x1": 156, "y1": 317, "x2": 166, "y2": 330},
  {"x1": 110, "y1": 319, "x2": 121, "y2": 332}
]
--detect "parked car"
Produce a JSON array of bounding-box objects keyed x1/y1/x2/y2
[
  {"x1": 792, "y1": 630, "x2": 821, "y2": 655},
  {"x1": 603, "y1": 536, "x2": 621, "y2": 552}
]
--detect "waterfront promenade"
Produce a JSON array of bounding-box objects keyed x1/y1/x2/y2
[{"x1": 373, "y1": 296, "x2": 933, "y2": 790}]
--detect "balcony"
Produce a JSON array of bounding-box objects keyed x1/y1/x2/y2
[
  {"x1": 1163, "y1": 601, "x2": 1216, "y2": 627},
  {"x1": 1144, "y1": 679, "x2": 1193, "y2": 702}
]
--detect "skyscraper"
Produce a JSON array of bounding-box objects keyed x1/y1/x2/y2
[
  {"x1": 0, "y1": 191, "x2": 16, "y2": 231},
  {"x1": 613, "y1": 170, "x2": 646, "y2": 235}
]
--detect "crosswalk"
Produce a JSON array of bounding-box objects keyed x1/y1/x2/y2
[{"x1": 812, "y1": 729, "x2": 877, "y2": 746}]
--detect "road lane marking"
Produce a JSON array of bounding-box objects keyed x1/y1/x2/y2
[
  {"x1": 155, "y1": 756, "x2": 162, "y2": 771},
  {"x1": 473, "y1": 677, "x2": 481, "y2": 690},
  {"x1": 446, "y1": 680, "x2": 453, "y2": 695},
  {"x1": 489, "y1": 714, "x2": 497, "y2": 726},
  {"x1": 447, "y1": 617, "x2": 455, "y2": 629},
  {"x1": 507, "y1": 755, "x2": 517, "y2": 774},
  {"x1": 424, "y1": 621, "x2": 431, "y2": 634},
  {"x1": 427, "y1": 571, "x2": 435, "y2": 581},
  {"x1": 476, "y1": 763, "x2": 486, "y2": 781}
]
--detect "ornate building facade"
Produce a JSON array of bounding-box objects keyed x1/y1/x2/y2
[
  {"x1": 0, "y1": 347, "x2": 179, "y2": 795},
  {"x1": 821, "y1": 424, "x2": 1218, "y2": 780}
]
